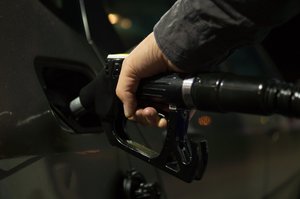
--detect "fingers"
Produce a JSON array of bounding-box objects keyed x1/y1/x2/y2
[
  {"x1": 116, "y1": 58, "x2": 140, "y2": 118},
  {"x1": 134, "y1": 107, "x2": 167, "y2": 128}
]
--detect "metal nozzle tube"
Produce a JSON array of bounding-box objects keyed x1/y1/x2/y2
[{"x1": 69, "y1": 97, "x2": 85, "y2": 115}]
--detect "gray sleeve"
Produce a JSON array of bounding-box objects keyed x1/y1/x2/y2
[{"x1": 154, "y1": 0, "x2": 300, "y2": 72}]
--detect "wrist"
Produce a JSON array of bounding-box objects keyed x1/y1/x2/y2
[{"x1": 151, "y1": 32, "x2": 184, "y2": 73}]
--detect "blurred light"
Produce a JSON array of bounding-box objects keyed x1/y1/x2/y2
[
  {"x1": 198, "y1": 115, "x2": 212, "y2": 126},
  {"x1": 76, "y1": 150, "x2": 101, "y2": 156},
  {"x1": 260, "y1": 117, "x2": 269, "y2": 124},
  {"x1": 120, "y1": 18, "x2": 132, "y2": 29},
  {"x1": 108, "y1": 13, "x2": 120, "y2": 24}
]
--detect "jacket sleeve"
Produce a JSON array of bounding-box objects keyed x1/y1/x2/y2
[{"x1": 153, "y1": 0, "x2": 300, "y2": 72}]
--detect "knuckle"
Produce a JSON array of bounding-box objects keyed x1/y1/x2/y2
[{"x1": 115, "y1": 86, "x2": 122, "y2": 97}]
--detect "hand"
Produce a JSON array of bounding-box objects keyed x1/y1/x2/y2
[{"x1": 116, "y1": 32, "x2": 182, "y2": 128}]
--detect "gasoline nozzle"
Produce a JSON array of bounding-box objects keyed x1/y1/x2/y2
[
  {"x1": 70, "y1": 57, "x2": 300, "y2": 120},
  {"x1": 69, "y1": 54, "x2": 300, "y2": 183}
]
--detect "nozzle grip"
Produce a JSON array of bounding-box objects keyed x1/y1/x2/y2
[{"x1": 190, "y1": 73, "x2": 300, "y2": 117}]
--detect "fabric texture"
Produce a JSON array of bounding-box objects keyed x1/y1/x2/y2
[{"x1": 154, "y1": 0, "x2": 300, "y2": 72}]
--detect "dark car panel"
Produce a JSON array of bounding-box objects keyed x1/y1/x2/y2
[{"x1": 0, "y1": 1, "x2": 163, "y2": 198}]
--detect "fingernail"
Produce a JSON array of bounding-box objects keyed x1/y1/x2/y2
[{"x1": 158, "y1": 118, "x2": 167, "y2": 128}]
